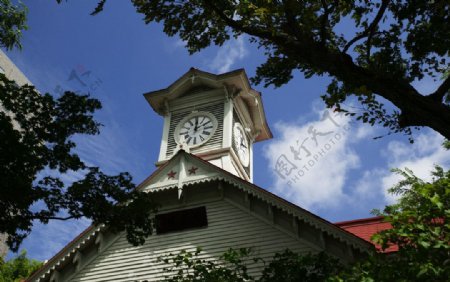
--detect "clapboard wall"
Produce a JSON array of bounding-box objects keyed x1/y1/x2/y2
[{"x1": 69, "y1": 198, "x2": 314, "y2": 281}]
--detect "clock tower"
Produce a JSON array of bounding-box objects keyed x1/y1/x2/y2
[{"x1": 144, "y1": 68, "x2": 272, "y2": 182}]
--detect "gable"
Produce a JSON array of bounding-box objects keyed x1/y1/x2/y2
[
  {"x1": 140, "y1": 152, "x2": 372, "y2": 252},
  {"x1": 28, "y1": 152, "x2": 372, "y2": 281}
]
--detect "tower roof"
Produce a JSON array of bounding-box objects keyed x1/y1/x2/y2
[{"x1": 144, "y1": 68, "x2": 272, "y2": 142}]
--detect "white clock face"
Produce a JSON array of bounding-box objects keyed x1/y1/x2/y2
[
  {"x1": 233, "y1": 123, "x2": 250, "y2": 167},
  {"x1": 175, "y1": 112, "x2": 217, "y2": 148}
]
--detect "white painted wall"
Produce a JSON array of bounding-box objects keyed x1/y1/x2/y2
[{"x1": 70, "y1": 199, "x2": 314, "y2": 281}]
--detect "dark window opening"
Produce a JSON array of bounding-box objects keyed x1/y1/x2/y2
[{"x1": 155, "y1": 206, "x2": 208, "y2": 234}]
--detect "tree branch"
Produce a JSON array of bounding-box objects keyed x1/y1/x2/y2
[
  {"x1": 319, "y1": 0, "x2": 331, "y2": 45},
  {"x1": 204, "y1": 0, "x2": 450, "y2": 139},
  {"x1": 282, "y1": 0, "x2": 306, "y2": 40},
  {"x1": 90, "y1": 0, "x2": 107, "y2": 15},
  {"x1": 31, "y1": 215, "x2": 76, "y2": 221},
  {"x1": 204, "y1": 1, "x2": 289, "y2": 44},
  {"x1": 343, "y1": 0, "x2": 389, "y2": 53},
  {"x1": 429, "y1": 76, "x2": 450, "y2": 102}
]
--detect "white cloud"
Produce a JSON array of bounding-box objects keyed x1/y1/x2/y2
[
  {"x1": 174, "y1": 38, "x2": 186, "y2": 48},
  {"x1": 378, "y1": 132, "x2": 450, "y2": 203},
  {"x1": 346, "y1": 130, "x2": 450, "y2": 207},
  {"x1": 353, "y1": 124, "x2": 377, "y2": 140},
  {"x1": 265, "y1": 104, "x2": 450, "y2": 218},
  {"x1": 208, "y1": 36, "x2": 248, "y2": 73},
  {"x1": 353, "y1": 170, "x2": 377, "y2": 199},
  {"x1": 351, "y1": 168, "x2": 386, "y2": 205},
  {"x1": 264, "y1": 108, "x2": 371, "y2": 211},
  {"x1": 164, "y1": 37, "x2": 188, "y2": 54}
]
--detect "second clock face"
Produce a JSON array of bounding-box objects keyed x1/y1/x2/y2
[
  {"x1": 233, "y1": 122, "x2": 250, "y2": 167},
  {"x1": 175, "y1": 112, "x2": 217, "y2": 148}
]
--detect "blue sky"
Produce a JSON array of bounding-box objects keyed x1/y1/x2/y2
[{"x1": 3, "y1": 1, "x2": 449, "y2": 261}]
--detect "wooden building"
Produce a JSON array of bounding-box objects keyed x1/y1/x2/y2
[{"x1": 27, "y1": 69, "x2": 372, "y2": 282}]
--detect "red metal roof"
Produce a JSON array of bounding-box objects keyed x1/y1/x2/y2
[{"x1": 335, "y1": 216, "x2": 398, "y2": 253}]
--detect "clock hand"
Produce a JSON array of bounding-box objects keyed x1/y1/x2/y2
[{"x1": 194, "y1": 118, "x2": 198, "y2": 131}]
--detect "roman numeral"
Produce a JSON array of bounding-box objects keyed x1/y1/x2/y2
[
  {"x1": 199, "y1": 135, "x2": 205, "y2": 142},
  {"x1": 193, "y1": 137, "x2": 197, "y2": 145},
  {"x1": 187, "y1": 137, "x2": 192, "y2": 144}
]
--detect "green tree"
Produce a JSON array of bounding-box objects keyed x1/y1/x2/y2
[
  {"x1": 334, "y1": 166, "x2": 450, "y2": 281},
  {"x1": 0, "y1": 73, "x2": 158, "y2": 251},
  {"x1": 160, "y1": 248, "x2": 255, "y2": 282},
  {"x1": 443, "y1": 140, "x2": 450, "y2": 150},
  {"x1": 159, "y1": 248, "x2": 340, "y2": 282},
  {"x1": 0, "y1": 1, "x2": 158, "y2": 252},
  {"x1": 0, "y1": 250, "x2": 42, "y2": 282},
  {"x1": 259, "y1": 250, "x2": 341, "y2": 282},
  {"x1": 82, "y1": 0, "x2": 450, "y2": 141},
  {"x1": 0, "y1": 0, "x2": 26, "y2": 50}
]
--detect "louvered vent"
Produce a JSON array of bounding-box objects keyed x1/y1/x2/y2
[{"x1": 166, "y1": 102, "x2": 224, "y2": 157}]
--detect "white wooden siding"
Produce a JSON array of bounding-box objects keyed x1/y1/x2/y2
[{"x1": 70, "y1": 199, "x2": 314, "y2": 282}]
